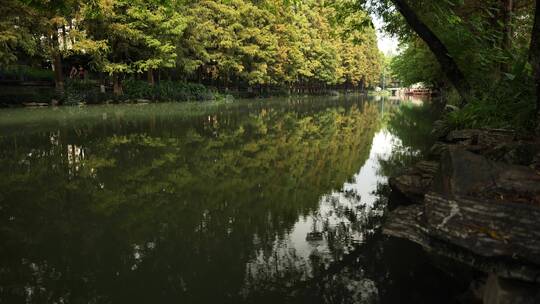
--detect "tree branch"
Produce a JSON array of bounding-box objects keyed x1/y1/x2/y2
[
  {"x1": 530, "y1": 0, "x2": 540, "y2": 130},
  {"x1": 391, "y1": 0, "x2": 472, "y2": 105}
]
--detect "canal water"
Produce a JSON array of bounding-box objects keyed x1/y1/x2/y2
[{"x1": 0, "y1": 96, "x2": 466, "y2": 303}]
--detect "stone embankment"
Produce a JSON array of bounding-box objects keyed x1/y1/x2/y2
[{"x1": 384, "y1": 128, "x2": 540, "y2": 303}]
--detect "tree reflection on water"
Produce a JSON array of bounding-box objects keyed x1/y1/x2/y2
[{"x1": 0, "y1": 98, "x2": 462, "y2": 304}]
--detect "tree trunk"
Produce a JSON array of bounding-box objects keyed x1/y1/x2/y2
[
  {"x1": 147, "y1": 68, "x2": 155, "y2": 86},
  {"x1": 53, "y1": 52, "x2": 64, "y2": 92},
  {"x1": 69, "y1": 19, "x2": 75, "y2": 46},
  {"x1": 391, "y1": 0, "x2": 472, "y2": 105},
  {"x1": 61, "y1": 24, "x2": 68, "y2": 52},
  {"x1": 501, "y1": 0, "x2": 513, "y2": 73},
  {"x1": 51, "y1": 31, "x2": 64, "y2": 92},
  {"x1": 113, "y1": 74, "x2": 123, "y2": 95},
  {"x1": 531, "y1": 0, "x2": 540, "y2": 132}
]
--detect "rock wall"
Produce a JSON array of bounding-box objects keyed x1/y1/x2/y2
[{"x1": 383, "y1": 128, "x2": 540, "y2": 300}]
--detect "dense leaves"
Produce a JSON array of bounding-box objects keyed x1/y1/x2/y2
[
  {"x1": 368, "y1": 0, "x2": 539, "y2": 130},
  {"x1": 385, "y1": 0, "x2": 536, "y2": 87},
  {"x1": 2, "y1": 0, "x2": 382, "y2": 93}
]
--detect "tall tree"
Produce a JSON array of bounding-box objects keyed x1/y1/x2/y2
[
  {"x1": 0, "y1": 1, "x2": 38, "y2": 67},
  {"x1": 501, "y1": 0, "x2": 514, "y2": 73},
  {"x1": 85, "y1": 0, "x2": 186, "y2": 93},
  {"x1": 390, "y1": 0, "x2": 472, "y2": 105},
  {"x1": 531, "y1": 0, "x2": 540, "y2": 128},
  {"x1": 23, "y1": 0, "x2": 81, "y2": 91}
]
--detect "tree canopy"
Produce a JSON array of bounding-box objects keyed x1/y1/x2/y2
[
  {"x1": 367, "y1": 0, "x2": 540, "y2": 129},
  {"x1": 2, "y1": 0, "x2": 383, "y2": 93}
]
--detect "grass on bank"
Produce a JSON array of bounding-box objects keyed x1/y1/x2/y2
[
  {"x1": 0, "y1": 65, "x2": 54, "y2": 82},
  {"x1": 443, "y1": 73, "x2": 536, "y2": 132},
  {"x1": 63, "y1": 79, "x2": 226, "y2": 105}
]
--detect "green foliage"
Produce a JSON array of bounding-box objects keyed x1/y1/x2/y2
[
  {"x1": 390, "y1": 41, "x2": 443, "y2": 87},
  {"x1": 370, "y1": 0, "x2": 536, "y2": 84},
  {"x1": 64, "y1": 80, "x2": 102, "y2": 105},
  {"x1": 0, "y1": 65, "x2": 54, "y2": 82},
  {"x1": 373, "y1": 0, "x2": 538, "y2": 130},
  {"x1": 0, "y1": 86, "x2": 56, "y2": 105},
  {"x1": 172, "y1": 0, "x2": 383, "y2": 89},
  {"x1": 85, "y1": 0, "x2": 187, "y2": 75},
  {"x1": 122, "y1": 79, "x2": 155, "y2": 99},
  {"x1": 446, "y1": 97, "x2": 535, "y2": 131},
  {"x1": 445, "y1": 58, "x2": 537, "y2": 131},
  {"x1": 0, "y1": 0, "x2": 39, "y2": 67},
  {"x1": 123, "y1": 79, "x2": 215, "y2": 101},
  {"x1": 2, "y1": 0, "x2": 383, "y2": 96}
]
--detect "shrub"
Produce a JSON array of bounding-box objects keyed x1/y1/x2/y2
[
  {"x1": 444, "y1": 63, "x2": 536, "y2": 132},
  {"x1": 122, "y1": 79, "x2": 216, "y2": 102},
  {"x1": 0, "y1": 86, "x2": 56, "y2": 105},
  {"x1": 445, "y1": 97, "x2": 535, "y2": 131},
  {"x1": 0, "y1": 65, "x2": 54, "y2": 82},
  {"x1": 64, "y1": 80, "x2": 101, "y2": 105},
  {"x1": 123, "y1": 79, "x2": 154, "y2": 100}
]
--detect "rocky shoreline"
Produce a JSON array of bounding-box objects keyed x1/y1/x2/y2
[{"x1": 384, "y1": 128, "x2": 540, "y2": 303}]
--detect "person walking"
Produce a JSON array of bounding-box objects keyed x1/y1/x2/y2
[
  {"x1": 69, "y1": 66, "x2": 78, "y2": 79},
  {"x1": 78, "y1": 66, "x2": 86, "y2": 80}
]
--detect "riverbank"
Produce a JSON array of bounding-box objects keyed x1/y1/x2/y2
[
  {"x1": 0, "y1": 80, "x2": 369, "y2": 108},
  {"x1": 0, "y1": 80, "x2": 224, "y2": 107},
  {"x1": 385, "y1": 127, "x2": 540, "y2": 302}
]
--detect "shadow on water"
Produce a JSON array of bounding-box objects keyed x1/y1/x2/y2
[{"x1": 0, "y1": 96, "x2": 465, "y2": 303}]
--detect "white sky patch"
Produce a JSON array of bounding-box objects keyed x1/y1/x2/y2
[{"x1": 371, "y1": 14, "x2": 399, "y2": 56}]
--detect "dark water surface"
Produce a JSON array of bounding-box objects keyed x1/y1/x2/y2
[{"x1": 0, "y1": 96, "x2": 465, "y2": 303}]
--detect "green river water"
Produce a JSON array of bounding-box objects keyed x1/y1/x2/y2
[{"x1": 0, "y1": 96, "x2": 466, "y2": 303}]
